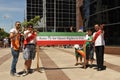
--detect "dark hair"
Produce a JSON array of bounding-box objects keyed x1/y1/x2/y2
[
  {"x1": 86, "y1": 28, "x2": 93, "y2": 31},
  {"x1": 27, "y1": 24, "x2": 33, "y2": 28},
  {"x1": 15, "y1": 21, "x2": 21, "y2": 24}
]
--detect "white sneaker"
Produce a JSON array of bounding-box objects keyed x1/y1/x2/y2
[
  {"x1": 22, "y1": 71, "x2": 28, "y2": 76},
  {"x1": 39, "y1": 69, "x2": 44, "y2": 73},
  {"x1": 14, "y1": 73, "x2": 20, "y2": 77}
]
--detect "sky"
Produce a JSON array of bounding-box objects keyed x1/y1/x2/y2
[{"x1": 0, "y1": 0, "x2": 25, "y2": 33}]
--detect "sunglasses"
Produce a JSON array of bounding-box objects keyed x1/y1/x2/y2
[{"x1": 18, "y1": 24, "x2": 21, "y2": 25}]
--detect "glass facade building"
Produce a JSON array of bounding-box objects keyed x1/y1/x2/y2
[
  {"x1": 26, "y1": 0, "x2": 76, "y2": 32},
  {"x1": 26, "y1": 0, "x2": 120, "y2": 45},
  {"x1": 83, "y1": 0, "x2": 120, "y2": 45}
]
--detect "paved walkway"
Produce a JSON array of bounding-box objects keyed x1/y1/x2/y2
[{"x1": 0, "y1": 47, "x2": 120, "y2": 80}]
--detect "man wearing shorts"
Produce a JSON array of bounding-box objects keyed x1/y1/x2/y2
[
  {"x1": 86, "y1": 29, "x2": 94, "y2": 68},
  {"x1": 22, "y1": 24, "x2": 37, "y2": 76}
]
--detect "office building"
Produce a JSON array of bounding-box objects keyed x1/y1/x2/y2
[
  {"x1": 83, "y1": 0, "x2": 120, "y2": 45},
  {"x1": 26, "y1": 0, "x2": 76, "y2": 32}
]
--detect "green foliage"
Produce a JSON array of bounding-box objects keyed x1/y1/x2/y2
[
  {"x1": 21, "y1": 20, "x2": 28, "y2": 27},
  {"x1": 22, "y1": 16, "x2": 40, "y2": 28},
  {"x1": 0, "y1": 28, "x2": 9, "y2": 40}
]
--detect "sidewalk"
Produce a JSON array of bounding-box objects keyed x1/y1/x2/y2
[
  {"x1": 0, "y1": 47, "x2": 120, "y2": 80},
  {"x1": 0, "y1": 48, "x2": 47, "y2": 80},
  {"x1": 59, "y1": 47, "x2": 120, "y2": 66},
  {"x1": 42, "y1": 47, "x2": 120, "y2": 80}
]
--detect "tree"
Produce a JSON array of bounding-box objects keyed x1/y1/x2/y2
[
  {"x1": 0, "y1": 28, "x2": 9, "y2": 40},
  {"x1": 22, "y1": 16, "x2": 40, "y2": 28}
]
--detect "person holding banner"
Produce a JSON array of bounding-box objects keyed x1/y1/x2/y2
[
  {"x1": 93, "y1": 24, "x2": 105, "y2": 71},
  {"x1": 22, "y1": 24, "x2": 37, "y2": 76}
]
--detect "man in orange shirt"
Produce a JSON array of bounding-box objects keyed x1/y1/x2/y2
[{"x1": 9, "y1": 21, "x2": 21, "y2": 77}]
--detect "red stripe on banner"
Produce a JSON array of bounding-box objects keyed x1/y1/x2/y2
[{"x1": 37, "y1": 40, "x2": 86, "y2": 46}]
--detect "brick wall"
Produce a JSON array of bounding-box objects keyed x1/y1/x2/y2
[{"x1": 105, "y1": 46, "x2": 120, "y2": 55}]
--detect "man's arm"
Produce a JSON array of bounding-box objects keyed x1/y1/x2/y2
[{"x1": 9, "y1": 32, "x2": 15, "y2": 39}]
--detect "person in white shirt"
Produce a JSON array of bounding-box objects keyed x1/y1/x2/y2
[
  {"x1": 9, "y1": 21, "x2": 21, "y2": 77},
  {"x1": 93, "y1": 24, "x2": 105, "y2": 71},
  {"x1": 3, "y1": 37, "x2": 9, "y2": 48},
  {"x1": 22, "y1": 24, "x2": 37, "y2": 76}
]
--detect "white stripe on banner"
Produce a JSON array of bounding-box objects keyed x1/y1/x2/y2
[{"x1": 37, "y1": 36, "x2": 86, "y2": 41}]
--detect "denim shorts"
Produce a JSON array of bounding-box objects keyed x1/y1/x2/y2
[
  {"x1": 86, "y1": 46, "x2": 94, "y2": 60},
  {"x1": 23, "y1": 44, "x2": 36, "y2": 60}
]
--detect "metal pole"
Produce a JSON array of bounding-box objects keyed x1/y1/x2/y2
[
  {"x1": 43, "y1": 0, "x2": 46, "y2": 32},
  {"x1": 54, "y1": 0, "x2": 56, "y2": 32}
]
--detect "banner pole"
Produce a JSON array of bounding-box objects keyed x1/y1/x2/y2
[
  {"x1": 36, "y1": 45, "x2": 40, "y2": 71},
  {"x1": 83, "y1": 44, "x2": 86, "y2": 69}
]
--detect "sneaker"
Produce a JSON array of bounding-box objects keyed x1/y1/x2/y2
[
  {"x1": 13, "y1": 73, "x2": 20, "y2": 77},
  {"x1": 22, "y1": 71, "x2": 28, "y2": 76},
  {"x1": 39, "y1": 69, "x2": 44, "y2": 73},
  {"x1": 89, "y1": 64, "x2": 93, "y2": 68}
]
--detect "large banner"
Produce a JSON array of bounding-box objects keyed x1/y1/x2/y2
[{"x1": 37, "y1": 32, "x2": 86, "y2": 46}]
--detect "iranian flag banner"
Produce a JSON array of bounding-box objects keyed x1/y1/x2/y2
[{"x1": 37, "y1": 32, "x2": 86, "y2": 46}]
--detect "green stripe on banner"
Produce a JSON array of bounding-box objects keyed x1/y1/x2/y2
[
  {"x1": 37, "y1": 32, "x2": 86, "y2": 46},
  {"x1": 37, "y1": 32, "x2": 86, "y2": 36}
]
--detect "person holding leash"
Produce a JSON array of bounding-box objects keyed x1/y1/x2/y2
[{"x1": 93, "y1": 24, "x2": 105, "y2": 71}]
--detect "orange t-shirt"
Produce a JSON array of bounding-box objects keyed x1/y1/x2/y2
[
  {"x1": 10, "y1": 28, "x2": 20, "y2": 50},
  {"x1": 11, "y1": 33, "x2": 20, "y2": 50}
]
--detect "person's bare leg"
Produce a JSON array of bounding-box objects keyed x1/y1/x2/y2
[
  {"x1": 24, "y1": 60, "x2": 29, "y2": 71},
  {"x1": 22, "y1": 60, "x2": 29, "y2": 76},
  {"x1": 79, "y1": 57, "x2": 82, "y2": 65},
  {"x1": 28, "y1": 60, "x2": 32, "y2": 70},
  {"x1": 90, "y1": 59, "x2": 94, "y2": 68},
  {"x1": 75, "y1": 57, "x2": 79, "y2": 66},
  {"x1": 86, "y1": 60, "x2": 88, "y2": 65}
]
